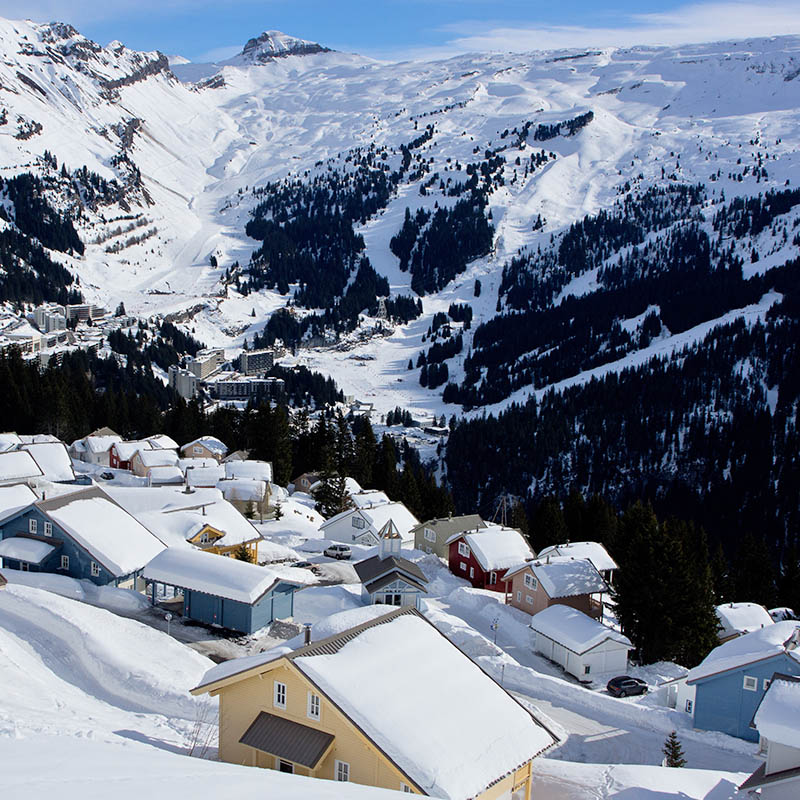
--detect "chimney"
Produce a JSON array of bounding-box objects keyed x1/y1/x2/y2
[
  {"x1": 546, "y1": 554, "x2": 550, "y2": 564},
  {"x1": 304, "y1": 623, "x2": 312, "y2": 645}
]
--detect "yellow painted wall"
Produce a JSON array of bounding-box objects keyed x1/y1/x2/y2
[{"x1": 215, "y1": 660, "x2": 423, "y2": 794}]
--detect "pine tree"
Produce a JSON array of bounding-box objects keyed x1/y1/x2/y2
[
  {"x1": 313, "y1": 473, "x2": 352, "y2": 519},
  {"x1": 662, "y1": 731, "x2": 686, "y2": 767},
  {"x1": 273, "y1": 501, "x2": 283, "y2": 521},
  {"x1": 233, "y1": 543, "x2": 253, "y2": 563},
  {"x1": 530, "y1": 495, "x2": 568, "y2": 553}
]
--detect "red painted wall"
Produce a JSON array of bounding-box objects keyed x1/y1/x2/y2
[{"x1": 448, "y1": 538, "x2": 507, "y2": 594}]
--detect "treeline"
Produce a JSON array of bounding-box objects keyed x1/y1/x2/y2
[
  {"x1": 108, "y1": 319, "x2": 205, "y2": 373},
  {"x1": 445, "y1": 286, "x2": 800, "y2": 578},
  {"x1": 713, "y1": 187, "x2": 800, "y2": 238},
  {"x1": 501, "y1": 110, "x2": 594, "y2": 148},
  {"x1": 0, "y1": 173, "x2": 84, "y2": 255}
]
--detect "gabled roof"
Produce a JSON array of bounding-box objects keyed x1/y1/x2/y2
[
  {"x1": 0, "y1": 484, "x2": 37, "y2": 524},
  {"x1": 146, "y1": 434, "x2": 179, "y2": 450},
  {"x1": 21, "y1": 442, "x2": 75, "y2": 482},
  {"x1": 752, "y1": 673, "x2": 800, "y2": 747},
  {"x1": 181, "y1": 436, "x2": 228, "y2": 456},
  {"x1": 143, "y1": 547, "x2": 296, "y2": 604},
  {"x1": 411, "y1": 514, "x2": 486, "y2": 536},
  {"x1": 537, "y1": 541, "x2": 618, "y2": 573},
  {"x1": 354, "y1": 554, "x2": 427, "y2": 586},
  {"x1": 111, "y1": 440, "x2": 153, "y2": 461},
  {"x1": 0, "y1": 450, "x2": 43, "y2": 482},
  {"x1": 134, "y1": 448, "x2": 179, "y2": 468},
  {"x1": 530, "y1": 604, "x2": 631, "y2": 654},
  {"x1": 450, "y1": 526, "x2": 534, "y2": 572},
  {"x1": 83, "y1": 434, "x2": 122, "y2": 454},
  {"x1": 218, "y1": 478, "x2": 267, "y2": 502},
  {"x1": 224, "y1": 459, "x2": 272, "y2": 482},
  {"x1": 715, "y1": 602, "x2": 774, "y2": 638},
  {"x1": 688, "y1": 621, "x2": 800, "y2": 684},
  {"x1": 36, "y1": 486, "x2": 166, "y2": 577},
  {"x1": 192, "y1": 607, "x2": 558, "y2": 799},
  {"x1": 364, "y1": 572, "x2": 427, "y2": 595},
  {"x1": 320, "y1": 502, "x2": 420, "y2": 542},
  {"x1": 505, "y1": 556, "x2": 608, "y2": 598},
  {"x1": 240, "y1": 711, "x2": 334, "y2": 768},
  {"x1": 350, "y1": 490, "x2": 391, "y2": 509}
]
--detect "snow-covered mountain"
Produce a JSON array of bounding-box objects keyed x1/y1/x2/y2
[{"x1": 0, "y1": 17, "x2": 799, "y2": 422}]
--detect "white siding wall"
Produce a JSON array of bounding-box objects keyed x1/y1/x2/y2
[{"x1": 533, "y1": 634, "x2": 630, "y2": 680}]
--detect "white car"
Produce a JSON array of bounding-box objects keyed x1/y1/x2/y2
[{"x1": 324, "y1": 543, "x2": 352, "y2": 560}]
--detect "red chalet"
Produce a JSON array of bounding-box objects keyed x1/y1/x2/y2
[
  {"x1": 446, "y1": 525, "x2": 534, "y2": 594},
  {"x1": 108, "y1": 440, "x2": 153, "y2": 471}
]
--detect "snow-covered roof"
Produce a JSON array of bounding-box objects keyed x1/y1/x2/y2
[
  {"x1": 38, "y1": 487, "x2": 166, "y2": 577},
  {"x1": 185, "y1": 465, "x2": 225, "y2": 486},
  {"x1": 753, "y1": 675, "x2": 800, "y2": 748},
  {"x1": 715, "y1": 603, "x2": 774, "y2": 638},
  {"x1": 506, "y1": 556, "x2": 608, "y2": 598},
  {"x1": 21, "y1": 442, "x2": 75, "y2": 482},
  {"x1": 223, "y1": 460, "x2": 272, "y2": 483},
  {"x1": 454, "y1": 526, "x2": 534, "y2": 572},
  {"x1": 105, "y1": 485, "x2": 223, "y2": 516},
  {"x1": 18, "y1": 434, "x2": 60, "y2": 444},
  {"x1": 112, "y1": 440, "x2": 153, "y2": 461},
  {"x1": 218, "y1": 478, "x2": 267, "y2": 502},
  {"x1": 530, "y1": 604, "x2": 631, "y2": 654},
  {"x1": 179, "y1": 457, "x2": 219, "y2": 471},
  {"x1": 147, "y1": 466, "x2": 184, "y2": 485},
  {"x1": 135, "y1": 449, "x2": 179, "y2": 469},
  {"x1": 688, "y1": 621, "x2": 800, "y2": 683},
  {"x1": 0, "y1": 450, "x2": 43, "y2": 482},
  {"x1": 181, "y1": 436, "x2": 228, "y2": 456},
  {"x1": 0, "y1": 432, "x2": 22, "y2": 452},
  {"x1": 537, "y1": 541, "x2": 618, "y2": 573},
  {"x1": 84, "y1": 434, "x2": 122, "y2": 454},
  {"x1": 0, "y1": 537, "x2": 56, "y2": 564},
  {"x1": 142, "y1": 547, "x2": 291, "y2": 604},
  {"x1": 193, "y1": 608, "x2": 556, "y2": 797},
  {"x1": 319, "y1": 501, "x2": 420, "y2": 542},
  {"x1": 350, "y1": 490, "x2": 391, "y2": 509},
  {"x1": 146, "y1": 434, "x2": 179, "y2": 450},
  {"x1": 139, "y1": 497, "x2": 261, "y2": 549},
  {"x1": 0, "y1": 484, "x2": 37, "y2": 524}
]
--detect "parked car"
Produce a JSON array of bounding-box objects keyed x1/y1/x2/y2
[
  {"x1": 324, "y1": 544, "x2": 352, "y2": 560},
  {"x1": 99, "y1": 471, "x2": 115, "y2": 480},
  {"x1": 293, "y1": 561, "x2": 321, "y2": 575},
  {"x1": 606, "y1": 676, "x2": 648, "y2": 698}
]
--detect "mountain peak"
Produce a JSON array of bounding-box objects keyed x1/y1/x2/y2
[{"x1": 233, "y1": 30, "x2": 331, "y2": 64}]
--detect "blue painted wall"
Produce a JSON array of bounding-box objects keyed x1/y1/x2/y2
[
  {"x1": 692, "y1": 653, "x2": 800, "y2": 740},
  {"x1": 0, "y1": 507, "x2": 135, "y2": 587},
  {"x1": 180, "y1": 581, "x2": 296, "y2": 634}
]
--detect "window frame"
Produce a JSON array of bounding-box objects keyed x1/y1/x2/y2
[
  {"x1": 335, "y1": 760, "x2": 350, "y2": 782},
  {"x1": 685, "y1": 699, "x2": 693, "y2": 714},
  {"x1": 60, "y1": 554, "x2": 69, "y2": 570},
  {"x1": 524, "y1": 573, "x2": 538, "y2": 590},
  {"x1": 469, "y1": 566, "x2": 474, "y2": 579},
  {"x1": 516, "y1": 590, "x2": 522, "y2": 602},
  {"x1": 457, "y1": 541, "x2": 470, "y2": 558},
  {"x1": 90, "y1": 561, "x2": 100, "y2": 577},
  {"x1": 28, "y1": 518, "x2": 38, "y2": 534},
  {"x1": 307, "y1": 691, "x2": 321, "y2": 721},
  {"x1": 423, "y1": 528, "x2": 436, "y2": 543},
  {"x1": 460, "y1": 562, "x2": 467, "y2": 572},
  {"x1": 351, "y1": 516, "x2": 366, "y2": 529},
  {"x1": 274, "y1": 680, "x2": 287, "y2": 709},
  {"x1": 743, "y1": 675, "x2": 758, "y2": 692},
  {"x1": 43, "y1": 521, "x2": 52, "y2": 537}
]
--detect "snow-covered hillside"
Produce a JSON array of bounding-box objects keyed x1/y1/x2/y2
[{"x1": 0, "y1": 18, "x2": 799, "y2": 419}]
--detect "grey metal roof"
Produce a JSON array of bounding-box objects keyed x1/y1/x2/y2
[
  {"x1": 410, "y1": 514, "x2": 486, "y2": 535},
  {"x1": 365, "y1": 571, "x2": 428, "y2": 595},
  {"x1": 739, "y1": 761, "x2": 800, "y2": 791},
  {"x1": 353, "y1": 554, "x2": 427, "y2": 585},
  {"x1": 239, "y1": 711, "x2": 334, "y2": 768}
]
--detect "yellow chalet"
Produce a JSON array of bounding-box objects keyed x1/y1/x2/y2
[{"x1": 191, "y1": 606, "x2": 557, "y2": 799}]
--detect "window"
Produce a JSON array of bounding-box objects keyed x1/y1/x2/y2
[
  {"x1": 274, "y1": 681, "x2": 287, "y2": 709},
  {"x1": 743, "y1": 676, "x2": 758, "y2": 692},
  {"x1": 401, "y1": 784, "x2": 413, "y2": 793},
  {"x1": 460, "y1": 562, "x2": 467, "y2": 572},
  {"x1": 28, "y1": 518, "x2": 37, "y2": 534},
  {"x1": 277, "y1": 759, "x2": 294, "y2": 773},
  {"x1": 526, "y1": 595, "x2": 534, "y2": 605},
  {"x1": 335, "y1": 761, "x2": 350, "y2": 782},
  {"x1": 489, "y1": 571, "x2": 497, "y2": 585},
  {"x1": 763, "y1": 679, "x2": 771, "y2": 691},
  {"x1": 524, "y1": 574, "x2": 538, "y2": 590},
  {"x1": 458, "y1": 541, "x2": 470, "y2": 558},
  {"x1": 352, "y1": 517, "x2": 366, "y2": 529},
  {"x1": 469, "y1": 566, "x2": 474, "y2": 579},
  {"x1": 307, "y1": 692, "x2": 321, "y2": 721},
  {"x1": 685, "y1": 699, "x2": 693, "y2": 714},
  {"x1": 21, "y1": 561, "x2": 29, "y2": 571},
  {"x1": 584, "y1": 665, "x2": 591, "y2": 675},
  {"x1": 43, "y1": 521, "x2": 52, "y2": 537},
  {"x1": 199, "y1": 532, "x2": 210, "y2": 544},
  {"x1": 192, "y1": 446, "x2": 202, "y2": 454},
  {"x1": 90, "y1": 561, "x2": 100, "y2": 577},
  {"x1": 60, "y1": 555, "x2": 69, "y2": 570},
  {"x1": 516, "y1": 590, "x2": 522, "y2": 602},
  {"x1": 424, "y1": 528, "x2": 436, "y2": 543}
]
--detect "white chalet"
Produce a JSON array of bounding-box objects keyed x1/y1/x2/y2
[{"x1": 320, "y1": 501, "x2": 419, "y2": 549}]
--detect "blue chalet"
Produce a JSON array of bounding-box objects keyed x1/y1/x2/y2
[
  {"x1": 0, "y1": 485, "x2": 166, "y2": 588},
  {"x1": 142, "y1": 547, "x2": 299, "y2": 635},
  {"x1": 687, "y1": 621, "x2": 800, "y2": 741}
]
